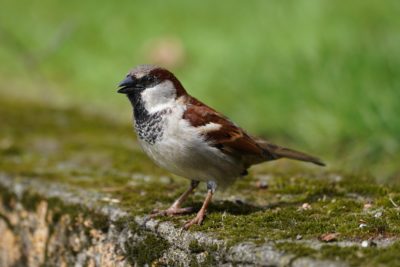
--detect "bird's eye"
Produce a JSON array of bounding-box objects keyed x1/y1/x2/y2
[
  {"x1": 143, "y1": 76, "x2": 150, "y2": 82},
  {"x1": 143, "y1": 75, "x2": 156, "y2": 85}
]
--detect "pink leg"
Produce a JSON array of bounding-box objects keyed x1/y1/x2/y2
[
  {"x1": 183, "y1": 189, "x2": 213, "y2": 229},
  {"x1": 150, "y1": 180, "x2": 199, "y2": 217}
]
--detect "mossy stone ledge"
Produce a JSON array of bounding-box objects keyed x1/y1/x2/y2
[
  {"x1": 1, "y1": 99, "x2": 400, "y2": 266},
  {"x1": 2, "y1": 174, "x2": 400, "y2": 266}
]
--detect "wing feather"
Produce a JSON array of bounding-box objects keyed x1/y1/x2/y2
[{"x1": 182, "y1": 97, "x2": 273, "y2": 164}]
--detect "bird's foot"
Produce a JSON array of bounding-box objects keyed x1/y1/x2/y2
[
  {"x1": 183, "y1": 210, "x2": 206, "y2": 230},
  {"x1": 149, "y1": 206, "x2": 193, "y2": 218}
]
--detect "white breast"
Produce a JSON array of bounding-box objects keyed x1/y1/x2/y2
[{"x1": 136, "y1": 100, "x2": 243, "y2": 187}]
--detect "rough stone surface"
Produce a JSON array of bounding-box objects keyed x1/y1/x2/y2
[
  {"x1": 0, "y1": 174, "x2": 348, "y2": 267},
  {"x1": 0, "y1": 197, "x2": 128, "y2": 267}
]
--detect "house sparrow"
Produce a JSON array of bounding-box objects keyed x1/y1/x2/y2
[{"x1": 118, "y1": 64, "x2": 325, "y2": 229}]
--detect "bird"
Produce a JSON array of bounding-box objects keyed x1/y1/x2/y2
[{"x1": 117, "y1": 64, "x2": 325, "y2": 229}]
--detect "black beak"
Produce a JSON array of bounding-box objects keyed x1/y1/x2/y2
[{"x1": 117, "y1": 76, "x2": 136, "y2": 94}]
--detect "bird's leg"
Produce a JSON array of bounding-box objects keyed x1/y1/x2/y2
[
  {"x1": 183, "y1": 181, "x2": 216, "y2": 229},
  {"x1": 151, "y1": 180, "x2": 199, "y2": 217}
]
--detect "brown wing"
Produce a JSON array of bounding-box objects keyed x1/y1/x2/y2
[{"x1": 182, "y1": 96, "x2": 275, "y2": 165}]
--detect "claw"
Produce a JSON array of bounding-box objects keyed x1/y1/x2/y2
[
  {"x1": 183, "y1": 212, "x2": 206, "y2": 229},
  {"x1": 149, "y1": 206, "x2": 194, "y2": 218}
]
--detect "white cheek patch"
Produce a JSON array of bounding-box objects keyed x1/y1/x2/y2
[{"x1": 141, "y1": 81, "x2": 177, "y2": 113}]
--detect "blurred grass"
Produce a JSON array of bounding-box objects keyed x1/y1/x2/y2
[{"x1": 0, "y1": 0, "x2": 399, "y2": 180}]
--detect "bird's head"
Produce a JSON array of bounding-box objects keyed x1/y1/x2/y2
[{"x1": 118, "y1": 65, "x2": 186, "y2": 109}]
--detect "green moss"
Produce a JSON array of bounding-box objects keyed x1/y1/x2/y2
[
  {"x1": 0, "y1": 98, "x2": 164, "y2": 186},
  {"x1": 180, "y1": 174, "x2": 400, "y2": 246},
  {"x1": 189, "y1": 240, "x2": 206, "y2": 253},
  {"x1": 200, "y1": 252, "x2": 218, "y2": 267},
  {"x1": 2, "y1": 98, "x2": 400, "y2": 265},
  {"x1": 91, "y1": 213, "x2": 111, "y2": 233},
  {"x1": 338, "y1": 175, "x2": 392, "y2": 197},
  {"x1": 320, "y1": 242, "x2": 400, "y2": 267},
  {"x1": 114, "y1": 217, "x2": 169, "y2": 265},
  {"x1": 0, "y1": 184, "x2": 17, "y2": 211},
  {"x1": 275, "y1": 242, "x2": 316, "y2": 258},
  {"x1": 126, "y1": 234, "x2": 168, "y2": 266},
  {"x1": 188, "y1": 241, "x2": 219, "y2": 266},
  {"x1": 113, "y1": 216, "x2": 131, "y2": 232},
  {"x1": 20, "y1": 189, "x2": 46, "y2": 212},
  {"x1": 276, "y1": 241, "x2": 400, "y2": 266}
]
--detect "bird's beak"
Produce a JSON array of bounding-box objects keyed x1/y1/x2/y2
[{"x1": 117, "y1": 76, "x2": 136, "y2": 94}]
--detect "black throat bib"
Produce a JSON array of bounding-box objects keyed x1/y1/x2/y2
[{"x1": 127, "y1": 93, "x2": 164, "y2": 145}]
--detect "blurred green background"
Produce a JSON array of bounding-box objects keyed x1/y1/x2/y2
[{"x1": 0, "y1": 0, "x2": 399, "y2": 181}]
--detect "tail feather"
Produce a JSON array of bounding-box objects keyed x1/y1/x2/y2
[
  {"x1": 256, "y1": 140, "x2": 325, "y2": 166},
  {"x1": 270, "y1": 146, "x2": 325, "y2": 166}
]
